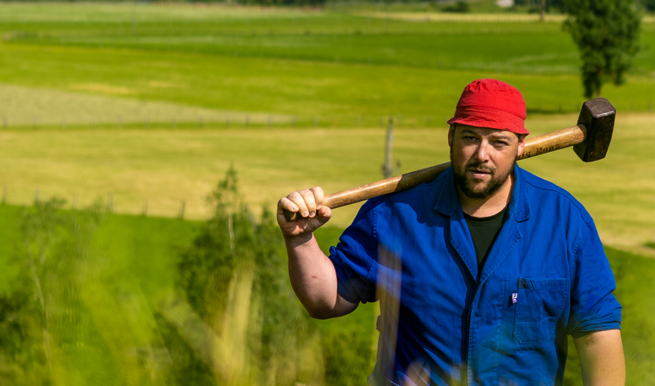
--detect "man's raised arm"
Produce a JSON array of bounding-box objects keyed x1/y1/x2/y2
[{"x1": 277, "y1": 186, "x2": 358, "y2": 319}]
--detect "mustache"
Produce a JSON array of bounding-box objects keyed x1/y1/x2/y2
[{"x1": 465, "y1": 162, "x2": 494, "y2": 174}]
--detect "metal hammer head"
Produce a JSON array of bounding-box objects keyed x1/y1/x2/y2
[{"x1": 574, "y1": 98, "x2": 616, "y2": 162}]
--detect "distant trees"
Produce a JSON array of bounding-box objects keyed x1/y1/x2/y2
[
  {"x1": 513, "y1": 0, "x2": 567, "y2": 13},
  {"x1": 442, "y1": 1, "x2": 470, "y2": 13},
  {"x1": 176, "y1": 0, "x2": 327, "y2": 5},
  {"x1": 641, "y1": 0, "x2": 655, "y2": 12},
  {"x1": 225, "y1": 0, "x2": 325, "y2": 5},
  {"x1": 564, "y1": 0, "x2": 641, "y2": 98}
]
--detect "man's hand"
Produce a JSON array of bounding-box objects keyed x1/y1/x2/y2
[
  {"x1": 277, "y1": 187, "x2": 332, "y2": 239},
  {"x1": 574, "y1": 329, "x2": 625, "y2": 386},
  {"x1": 275, "y1": 186, "x2": 357, "y2": 319}
]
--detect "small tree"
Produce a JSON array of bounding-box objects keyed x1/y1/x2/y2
[
  {"x1": 174, "y1": 166, "x2": 318, "y2": 386},
  {"x1": 564, "y1": 0, "x2": 641, "y2": 98}
]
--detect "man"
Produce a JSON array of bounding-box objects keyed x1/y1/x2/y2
[{"x1": 277, "y1": 79, "x2": 624, "y2": 385}]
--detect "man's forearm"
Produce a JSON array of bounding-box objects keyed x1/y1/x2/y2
[
  {"x1": 285, "y1": 233, "x2": 357, "y2": 319},
  {"x1": 574, "y1": 329, "x2": 625, "y2": 386}
]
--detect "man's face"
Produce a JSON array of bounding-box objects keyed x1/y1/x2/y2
[{"x1": 448, "y1": 124, "x2": 525, "y2": 199}]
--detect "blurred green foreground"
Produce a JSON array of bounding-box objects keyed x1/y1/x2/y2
[
  {"x1": 0, "y1": 169, "x2": 379, "y2": 386},
  {"x1": 0, "y1": 169, "x2": 653, "y2": 385}
]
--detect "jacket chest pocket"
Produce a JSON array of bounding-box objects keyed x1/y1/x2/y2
[{"x1": 513, "y1": 278, "x2": 569, "y2": 343}]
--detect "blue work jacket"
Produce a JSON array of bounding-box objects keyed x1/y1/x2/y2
[{"x1": 328, "y1": 165, "x2": 621, "y2": 386}]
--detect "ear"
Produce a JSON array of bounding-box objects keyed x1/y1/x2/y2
[
  {"x1": 516, "y1": 134, "x2": 526, "y2": 157},
  {"x1": 448, "y1": 124, "x2": 456, "y2": 148}
]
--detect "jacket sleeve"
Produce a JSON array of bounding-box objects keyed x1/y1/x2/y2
[
  {"x1": 327, "y1": 198, "x2": 380, "y2": 304},
  {"x1": 567, "y1": 219, "x2": 622, "y2": 338}
]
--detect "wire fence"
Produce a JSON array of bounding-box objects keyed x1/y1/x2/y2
[
  {"x1": 0, "y1": 114, "x2": 441, "y2": 130},
  {"x1": 2, "y1": 96, "x2": 653, "y2": 131},
  {"x1": 4, "y1": 101, "x2": 651, "y2": 131}
]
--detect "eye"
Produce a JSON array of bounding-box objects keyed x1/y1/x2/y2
[{"x1": 492, "y1": 140, "x2": 510, "y2": 148}]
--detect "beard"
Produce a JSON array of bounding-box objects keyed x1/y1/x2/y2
[{"x1": 450, "y1": 147, "x2": 517, "y2": 199}]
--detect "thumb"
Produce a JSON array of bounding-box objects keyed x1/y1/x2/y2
[{"x1": 316, "y1": 206, "x2": 332, "y2": 223}]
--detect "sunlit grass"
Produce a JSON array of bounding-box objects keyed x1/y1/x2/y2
[
  {"x1": 1, "y1": 112, "x2": 653, "y2": 248},
  {"x1": 0, "y1": 83, "x2": 289, "y2": 127},
  {"x1": 0, "y1": 2, "x2": 318, "y2": 23},
  {"x1": 2, "y1": 44, "x2": 655, "y2": 124}
]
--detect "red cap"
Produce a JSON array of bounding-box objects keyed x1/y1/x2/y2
[{"x1": 447, "y1": 79, "x2": 529, "y2": 135}]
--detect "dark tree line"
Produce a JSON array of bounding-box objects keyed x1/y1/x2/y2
[{"x1": 0, "y1": 0, "x2": 328, "y2": 5}]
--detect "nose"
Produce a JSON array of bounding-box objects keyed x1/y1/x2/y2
[{"x1": 474, "y1": 140, "x2": 491, "y2": 162}]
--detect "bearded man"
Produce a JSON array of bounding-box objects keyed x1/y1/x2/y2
[{"x1": 277, "y1": 79, "x2": 624, "y2": 385}]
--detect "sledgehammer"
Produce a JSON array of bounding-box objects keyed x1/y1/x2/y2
[{"x1": 284, "y1": 98, "x2": 615, "y2": 221}]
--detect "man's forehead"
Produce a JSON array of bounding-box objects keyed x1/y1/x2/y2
[{"x1": 457, "y1": 125, "x2": 515, "y2": 138}]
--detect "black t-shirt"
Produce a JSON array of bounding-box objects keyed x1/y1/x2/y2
[{"x1": 463, "y1": 206, "x2": 508, "y2": 273}]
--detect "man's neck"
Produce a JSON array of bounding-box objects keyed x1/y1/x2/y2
[{"x1": 457, "y1": 174, "x2": 515, "y2": 218}]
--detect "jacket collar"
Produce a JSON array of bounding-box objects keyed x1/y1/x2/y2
[{"x1": 434, "y1": 164, "x2": 531, "y2": 222}]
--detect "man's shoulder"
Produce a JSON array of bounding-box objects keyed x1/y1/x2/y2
[
  {"x1": 519, "y1": 167, "x2": 593, "y2": 224},
  {"x1": 379, "y1": 170, "x2": 446, "y2": 204}
]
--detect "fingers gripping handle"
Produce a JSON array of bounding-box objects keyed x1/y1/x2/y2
[
  {"x1": 284, "y1": 195, "x2": 333, "y2": 222},
  {"x1": 284, "y1": 208, "x2": 301, "y2": 222}
]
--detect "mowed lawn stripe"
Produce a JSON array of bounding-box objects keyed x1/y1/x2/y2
[
  {"x1": 1, "y1": 112, "x2": 653, "y2": 248},
  {"x1": 2, "y1": 44, "x2": 655, "y2": 121},
  {"x1": 5, "y1": 16, "x2": 655, "y2": 75}
]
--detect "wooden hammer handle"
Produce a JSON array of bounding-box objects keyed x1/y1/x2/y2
[{"x1": 283, "y1": 124, "x2": 587, "y2": 222}]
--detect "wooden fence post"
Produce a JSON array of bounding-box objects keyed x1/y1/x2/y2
[
  {"x1": 382, "y1": 117, "x2": 394, "y2": 178},
  {"x1": 179, "y1": 200, "x2": 185, "y2": 219}
]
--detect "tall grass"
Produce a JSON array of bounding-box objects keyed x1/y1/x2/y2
[
  {"x1": 0, "y1": 169, "x2": 376, "y2": 385},
  {"x1": 1, "y1": 199, "x2": 652, "y2": 384}
]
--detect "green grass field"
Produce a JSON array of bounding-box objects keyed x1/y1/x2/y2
[
  {"x1": 0, "y1": 2, "x2": 654, "y2": 385},
  {"x1": 1, "y1": 3, "x2": 655, "y2": 127},
  {"x1": 0, "y1": 203, "x2": 652, "y2": 385},
  {"x1": 1, "y1": 112, "x2": 654, "y2": 249}
]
